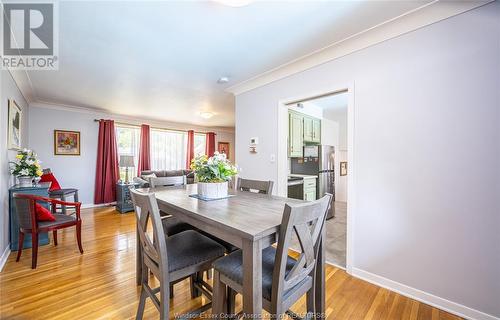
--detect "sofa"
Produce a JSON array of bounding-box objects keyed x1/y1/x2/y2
[{"x1": 134, "y1": 169, "x2": 194, "y2": 188}]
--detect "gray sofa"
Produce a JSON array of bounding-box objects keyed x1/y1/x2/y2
[{"x1": 134, "y1": 169, "x2": 194, "y2": 188}]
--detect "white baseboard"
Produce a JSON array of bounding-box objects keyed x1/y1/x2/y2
[
  {"x1": 81, "y1": 202, "x2": 116, "y2": 209},
  {"x1": 0, "y1": 246, "x2": 11, "y2": 272},
  {"x1": 352, "y1": 268, "x2": 499, "y2": 320}
]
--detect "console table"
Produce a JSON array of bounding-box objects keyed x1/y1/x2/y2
[{"x1": 9, "y1": 182, "x2": 51, "y2": 250}]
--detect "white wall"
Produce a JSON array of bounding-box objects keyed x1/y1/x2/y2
[
  {"x1": 29, "y1": 103, "x2": 235, "y2": 206},
  {"x1": 235, "y1": 3, "x2": 500, "y2": 319},
  {"x1": 1, "y1": 70, "x2": 30, "y2": 267},
  {"x1": 324, "y1": 109, "x2": 347, "y2": 150}
]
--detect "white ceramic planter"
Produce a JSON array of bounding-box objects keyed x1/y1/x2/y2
[
  {"x1": 18, "y1": 176, "x2": 33, "y2": 187},
  {"x1": 197, "y1": 181, "x2": 228, "y2": 199}
]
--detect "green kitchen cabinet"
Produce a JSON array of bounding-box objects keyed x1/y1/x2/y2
[
  {"x1": 312, "y1": 118, "x2": 321, "y2": 143},
  {"x1": 303, "y1": 116, "x2": 313, "y2": 142},
  {"x1": 289, "y1": 112, "x2": 303, "y2": 157}
]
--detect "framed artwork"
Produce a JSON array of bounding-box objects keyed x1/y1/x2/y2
[
  {"x1": 217, "y1": 142, "x2": 230, "y2": 159},
  {"x1": 8, "y1": 99, "x2": 22, "y2": 150},
  {"x1": 340, "y1": 161, "x2": 348, "y2": 176},
  {"x1": 54, "y1": 130, "x2": 81, "y2": 155}
]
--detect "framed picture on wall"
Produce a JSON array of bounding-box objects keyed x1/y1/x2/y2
[
  {"x1": 54, "y1": 130, "x2": 81, "y2": 156},
  {"x1": 340, "y1": 161, "x2": 348, "y2": 176},
  {"x1": 217, "y1": 142, "x2": 230, "y2": 159},
  {"x1": 7, "y1": 99, "x2": 22, "y2": 150}
]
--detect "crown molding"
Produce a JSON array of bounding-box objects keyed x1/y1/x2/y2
[
  {"x1": 226, "y1": 0, "x2": 492, "y2": 96},
  {"x1": 29, "y1": 101, "x2": 235, "y2": 133}
]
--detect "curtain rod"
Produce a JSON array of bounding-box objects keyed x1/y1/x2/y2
[{"x1": 93, "y1": 119, "x2": 213, "y2": 135}]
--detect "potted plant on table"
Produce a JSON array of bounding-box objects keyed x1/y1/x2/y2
[
  {"x1": 10, "y1": 149, "x2": 43, "y2": 187},
  {"x1": 190, "y1": 152, "x2": 238, "y2": 199}
]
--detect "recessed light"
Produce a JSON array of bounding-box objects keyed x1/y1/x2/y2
[
  {"x1": 213, "y1": 0, "x2": 253, "y2": 7},
  {"x1": 217, "y1": 77, "x2": 229, "y2": 84},
  {"x1": 199, "y1": 112, "x2": 215, "y2": 119}
]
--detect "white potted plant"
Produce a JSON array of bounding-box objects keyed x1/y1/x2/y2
[
  {"x1": 10, "y1": 149, "x2": 43, "y2": 187},
  {"x1": 190, "y1": 152, "x2": 238, "y2": 199}
]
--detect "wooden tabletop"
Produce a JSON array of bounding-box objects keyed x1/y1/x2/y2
[{"x1": 150, "y1": 184, "x2": 303, "y2": 241}]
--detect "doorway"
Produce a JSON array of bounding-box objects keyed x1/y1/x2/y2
[{"x1": 277, "y1": 85, "x2": 354, "y2": 271}]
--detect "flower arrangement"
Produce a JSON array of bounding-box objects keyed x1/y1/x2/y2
[
  {"x1": 10, "y1": 149, "x2": 43, "y2": 178},
  {"x1": 190, "y1": 152, "x2": 237, "y2": 183}
]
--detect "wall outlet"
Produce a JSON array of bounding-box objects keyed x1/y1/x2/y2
[{"x1": 270, "y1": 154, "x2": 276, "y2": 162}]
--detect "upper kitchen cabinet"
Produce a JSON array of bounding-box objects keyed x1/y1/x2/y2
[
  {"x1": 289, "y1": 111, "x2": 304, "y2": 157},
  {"x1": 312, "y1": 118, "x2": 321, "y2": 143},
  {"x1": 303, "y1": 116, "x2": 321, "y2": 144}
]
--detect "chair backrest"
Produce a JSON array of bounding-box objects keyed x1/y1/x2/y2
[
  {"x1": 271, "y1": 193, "x2": 332, "y2": 305},
  {"x1": 13, "y1": 194, "x2": 38, "y2": 231},
  {"x1": 42, "y1": 168, "x2": 52, "y2": 175},
  {"x1": 150, "y1": 175, "x2": 186, "y2": 188},
  {"x1": 129, "y1": 189, "x2": 169, "y2": 281},
  {"x1": 235, "y1": 178, "x2": 273, "y2": 194}
]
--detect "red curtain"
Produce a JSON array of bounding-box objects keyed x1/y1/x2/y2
[
  {"x1": 94, "y1": 120, "x2": 120, "y2": 204},
  {"x1": 137, "y1": 124, "x2": 151, "y2": 176},
  {"x1": 206, "y1": 132, "x2": 216, "y2": 157},
  {"x1": 186, "y1": 130, "x2": 195, "y2": 169}
]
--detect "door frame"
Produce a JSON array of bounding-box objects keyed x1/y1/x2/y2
[{"x1": 276, "y1": 82, "x2": 355, "y2": 274}]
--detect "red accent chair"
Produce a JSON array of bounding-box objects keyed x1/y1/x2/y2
[{"x1": 13, "y1": 194, "x2": 83, "y2": 269}]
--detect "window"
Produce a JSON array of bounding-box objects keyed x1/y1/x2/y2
[
  {"x1": 194, "y1": 133, "x2": 206, "y2": 157},
  {"x1": 151, "y1": 129, "x2": 187, "y2": 170},
  {"x1": 115, "y1": 125, "x2": 140, "y2": 180}
]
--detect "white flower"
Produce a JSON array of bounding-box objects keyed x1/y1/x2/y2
[
  {"x1": 25, "y1": 159, "x2": 34, "y2": 165},
  {"x1": 20, "y1": 169, "x2": 30, "y2": 176}
]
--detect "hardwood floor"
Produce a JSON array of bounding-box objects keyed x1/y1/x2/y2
[{"x1": 0, "y1": 207, "x2": 462, "y2": 320}]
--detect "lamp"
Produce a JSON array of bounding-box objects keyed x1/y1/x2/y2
[{"x1": 119, "y1": 155, "x2": 135, "y2": 184}]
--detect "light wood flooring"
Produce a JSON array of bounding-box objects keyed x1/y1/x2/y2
[{"x1": 0, "y1": 207, "x2": 462, "y2": 320}]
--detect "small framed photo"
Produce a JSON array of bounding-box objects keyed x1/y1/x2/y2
[
  {"x1": 218, "y1": 142, "x2": 230, "y2": 159},
  {"x1": 340, "y1": 161, "x2": 348, "y2": 176},
  {"x1": 54, "y1": 130, "x2": 81, "y2": 156},
  {"x1": 8, "y1": 99, "x2": 22, "y2": 150}
]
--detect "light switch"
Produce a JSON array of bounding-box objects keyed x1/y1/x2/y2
[{"x1": 270, "y1": 154, "x2": 276, "y2": 162}]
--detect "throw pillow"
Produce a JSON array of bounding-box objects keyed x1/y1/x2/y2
[
  {"x1": 39, "y1": 173, "x2": 62, "y2": 191},
  {"x1": 35, "y1": 203, "x2": 56, "y2": 221}
]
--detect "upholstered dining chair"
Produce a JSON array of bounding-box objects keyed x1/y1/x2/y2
[
  {"x1": 41, "y1": 168, "x2": 79, "y2": 215},
  {"x1": 130, "y1": 189, "x2": 225, "y2": 320},
  {"x1": 235, "y1": 178, "x2": 274, "y2": 195},
  {"x1": 13, "y1": 194, "x2": 83, "y2": 269},
  {"x1": 212, "y1": 193, "x2": 332, "y2": 319}
]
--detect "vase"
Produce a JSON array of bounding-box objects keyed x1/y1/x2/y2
[
  {"x1": 197, "y1": 181, "x2": 228, "y2": 199},
  {"x1": 18, "y1": 176, "x2": 33, "y2": 187}
]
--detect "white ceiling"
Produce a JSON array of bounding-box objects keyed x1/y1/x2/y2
[{"x1": 23, "y1": 1, "x2": 431, "y2": 127}]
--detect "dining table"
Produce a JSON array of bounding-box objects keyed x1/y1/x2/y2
[{"x1": 135, "y1": 184, "x2": 326, "y2": 319}]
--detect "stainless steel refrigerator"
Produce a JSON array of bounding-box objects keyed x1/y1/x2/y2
[{"x1": 290, "y1": 145, "x2": 336, "y2": 219}]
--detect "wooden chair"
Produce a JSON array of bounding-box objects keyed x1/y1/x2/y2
[
  {"x1": 13, "y1": 194, "x2": 83, "y2": 269},
  {"x1": 130, "y1": 189, "x2": 226, "y2": 320},
  {"x1": 235, "y1": 178, "x2": 274, "y2": 194},
  {"x1": 212, "y1": 194, "x2": 332, "y2": 319}
]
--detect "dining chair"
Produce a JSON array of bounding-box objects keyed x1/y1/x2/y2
[
  {"x1": 235, "y1": 178, "x2": 274, "y2": 194},
  {"x1": 131, "y1": 189, "x2": 226, "y2": 320},
  {"x1": 13, "y1": 193, "x2": 83, "y2": 269},
  {"x1": 212, "y1": 193, "x2": 332, "y2": 319}
]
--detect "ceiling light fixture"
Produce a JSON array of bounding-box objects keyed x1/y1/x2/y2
[
  {"x1": 213, "y1": 0, "x2": 253, "y2": 7},
  {"x1": 199, "y1": 112, "x2": 215, "y2": 119},
  {"x1": 217, "y1": 76, "x2": 229, "y2": 84}
]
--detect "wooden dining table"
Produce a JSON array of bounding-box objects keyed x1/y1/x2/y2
[{"x1": 136, "y1": 184, "x2": 326, "y2": 318}]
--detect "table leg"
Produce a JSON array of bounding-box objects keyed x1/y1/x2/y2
[
  {"x1": 242, "y1": 238, "x2": 263, "y2": 319},
  {"x1": 136, "y1": 225, "x2": 142, "y2": 286},
  {"x1": 315, "y1": 227, "x2": 326, "y2": 319}
]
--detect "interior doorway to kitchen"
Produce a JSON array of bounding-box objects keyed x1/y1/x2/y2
[{"x1": 277, "y1": 87, "x2": 352, "y2": 270}]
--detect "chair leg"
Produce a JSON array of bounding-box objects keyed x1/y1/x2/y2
[
  {"x1": 169, "y1": 283, "x2": 174, "y2": 299},
  {"x1": 76, "y1": 222, "x2": 84, "y2": 254},
  {"x1": 61, "y1": 195, "x2": 67, "y2": 215},
  {"x1": 190, "y1": 274, "x2": 199, "y2": 299},
  {"x1": 135, "y1": 287, "x2": 147, "y2": 320},
  {"x1": 206, "y1": 268, "x2": 212, "y2": 280},
  {"x1": 306, "y1": 287, "x2": 315, "y2": 319},
  {"x1": 16, "y1": 231, "x2": 24, "y2": 262},
  {"x1": 160, "y1": 278, "x2": 170, "y2": 320},
  {"x1": 212, "y1": 270, "x2": 226, "y2": 319},
  {"x1": 31, "y1": 233, "x2": 39, "y2": 269},
  {"x1": 53, "y1": 230, "x2": 58, "y2": 246},
  {"x1": 227, "y1": 287, "x2": 236, "y2": 316}
]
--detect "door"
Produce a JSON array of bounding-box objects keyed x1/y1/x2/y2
[{"x1": 289, "y1": 112, "x2": 303, "y2": 157}]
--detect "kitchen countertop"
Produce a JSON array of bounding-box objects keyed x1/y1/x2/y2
[{"x1": 288, "y1": 174, "x2": 318, "y2": 179}]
